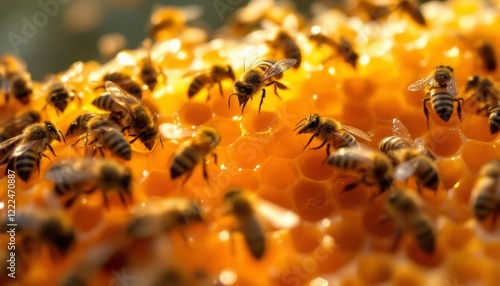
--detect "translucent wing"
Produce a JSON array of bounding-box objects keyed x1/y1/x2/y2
[
  {"x1": 391, "y1": 118, "x2": 411, "y2": 141},
  {"x1": 243, "y1": 47, "x2": 259, "y2": 71},
  {"x1": 0, "y1": 134, "x2": 24, "y2": 162},
  {"x1": 0, "y1": 113, "x2": 38, "y2": 130},
  {"x1": 116, "y1": 50, "x2": 137, "y2": 67},
  {"x1": 407, "y1": 76, "x2": 432, "y2": 91},
  {"x1": 105, "y1": 81, "x2": 141, "y2": 114},
  {"x1": 44, "y1": 161, "x2": 97, "y2": 184},
  {"x1": 61, "y1": 61, "x2": 83, "y2": 83},
  {"x1": 393, "y1": 157, "x2": 420, "y2": 181},
  {"x1": 255, "y1": 198, "x2": 299, "y2": 229},
  {"x1": 181, "y1": 69, "x2": 211, "y2": 78},
  {"x1": 159, "y1": 123, "x2": 196, "y2": 139},
  {"x1": 11, "y1": 139, "x2": 42, "y2": 157},
  {"x1": 260, "y1": 58, "x2": 297, "y2": 82},
  {"x1": 463, "y1": 94, "x2": 485, "y2": 114},
  {"x1": 447, "y1": 76, "x2": 459, "y2": 96},
  {"x1": 342, "y1": 124, "x2": 372, "y2": 141}
]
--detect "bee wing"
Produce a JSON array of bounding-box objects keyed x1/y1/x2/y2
[
  {"x1": 243, "y1": 46, "x2": 259, "y2": 71},
  {"x1": 463, "y1": 93, "x2": 485, "y2": 114},
  {"x1": 61, "y1": 61, "x2": 84, "y2": 83},
  {"x1": 447, "y1": 76, "x2": 459, "y2": 96},
  {"x1": 116, "y1": 50, "x2": 138, "y2": 67},
  {"x1": 181, "y1": 69, "x2": 211, "y2": 79},
  {"x1": 105, "y1": 80, "x2": 141, "y2": 113},
  {"x1": 0, "y1": 114, "x2": 37, "y2": 131},
  {"x1": 255, "y1": 198, "x2": 299, "y2": 229},
  {"x1": 11, "y1": 139, "x2": 42, "y2": 158},
  {"x1": 391, "y1": 118, "x2": 411, "y2": 140},
  {"x1": 260, "y1": 58, "x2": 297, "y2": 82},
  {"x1": 159, "y1": 123, "x2": 196, "y2": 139},
  {"x1": 342, "y1": 124, "x2": 372, "y2": 142},
  {"x1": 0, "y1": 134, "x2": 24, "y2": 161},
  {"x1": 393, "y1": 157, "x2": 420, "y2": 181},
  {"x1": 45, "y1": 160, "x2": 97, "y2": 183},
  {"x1": 407, "y1": 76, "x2": 432, "y2": 91}
]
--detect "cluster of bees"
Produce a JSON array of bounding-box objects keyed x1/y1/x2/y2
[{"x1": 1, "y1": 0, "x2": 500, "y2": 284}]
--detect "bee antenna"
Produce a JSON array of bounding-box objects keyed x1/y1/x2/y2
[
  {"x1": 228, "y1": 93, "x2": 238, "y2": 108},
  {"x1": 293, "y1": 118, "x2": 307, "y2": 130},
  {"x1": 58, "y1": 130, "x2": 67, "y2": 145}
]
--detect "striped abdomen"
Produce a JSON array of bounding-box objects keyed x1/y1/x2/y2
[
  {"x1": 241, "y1": 217, "x2": 266, "y2": 259},
  {"x1": 188, "y1": 73, "x2": 210, "y2": 98},
  {"x1": 327, "y1": 152, "x2": 364, "y2": 172},
  {"x1": 14, "y1": 150, "x2": 40, "y2": 182},
  {"x1": 488, "y1": 106, "x2": 500, "y2": 134},
  {"x1": 379, "y1": 136, "x2": 411, "y2": 154},
  {"x1": 414, "y1": 158, "x2": 440, "y2": 191},
  {"x1": 100, "y1": 129, "x2": 131, "y2": 161},
  {"x1": 473, "y1": 179, "x2": 498, "y2": 221},
  {"x1": 429, "y1": 87, "x2": 455, "y2": 122},
  {"x1": 170, "y1": 146, "x2": 202, "y2": 179},
  {"x1": 92, "y1": 93, "x2": 123, "y2": 113},
  {"x1": 334, "y1": 131, "x2": 359, "y2": 149},
  {"x1": 411, "y1": 216, "x2": 435, "y2": 254}
]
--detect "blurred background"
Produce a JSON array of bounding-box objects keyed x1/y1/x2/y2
[{"x1": 0, "y1": 0, "x2": 335, "y2": 80}]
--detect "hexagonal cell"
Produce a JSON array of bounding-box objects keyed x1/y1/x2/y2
[
  {"x1": 405, "y1": 236, "x2": 445, "y2": 267},
  {"x1": 292, "y1": 180, "x2": 335, "y2": 222},
  {"x1": 206, "y1": 117, "x2": 241, "y2": 147},
  {"x1": 298, "y1": 151, "x2": 336, "y2": 181},
  {"x1": 288, "y1": 223, "x2": 323, "y2": 254},
  {"x1": 461, "y1": 140, "x2": 498, "y2": 174},
  {"x1": 229, "y1": 136, "x2": 268, "y2": 169},
  {"x1": 267, "y1": 127, "x2": 305, "y2": 159},
  {"x1": 362, "y1": 198, "x2": 395, "y2": 238},
  {"x1": 370, "y1": 91, "x2": 404, "y2": 122},
  {"x1": 211, "y1": 97, "x2": 242, "y2": 118},
  {"x1": 326, "y1": 211, "x2": 365, "y2": 252},
  {"x1": 260, "y1": 158, "x2": 299, "y2": 189},
  {"x1": 241, "y1": 110, "x2": 281, "y2": 134},
  {"x1": 278, "y1": 98, "x2": 316, "y2": 128},
  {"x1": 340, "y1": 100, "x2": 374, "y2": 132},
  {"x1": 435, "y1": 156, "x2": 465, "y2": 190},
  {"x1": 139, "y1": 170, "x2": 180, "y2": 198},
  {"x1": 440, "y1": 222, "x2": 476, "y2": 251},
  {"x1": 356, "y1": 253, "x2": 394, "y2": 285},
  {"x1": 397, "y1": 108, "x2": 429, "y2": 138},
  {"x1": 391, "y1": 266, "x2": 424, "y2": 286},
  {"x1": 71, "y1": 200, "x2": 104, "y2": 233},
  {"x1": 149, "y1": 141, "x2": 178, "y2": 172},
  {"x1": 445, "y1": 254, "x2": 488, "y2": 286},
  {"x1": 342, "y1": 76, "x2": 375, "y2": 101},
  {"x1": 460, "y1": 114, "x2": 497, "y2": 142},
  {"x1": 423, "y1": 127, "x2": 464, "y2": 157},
  {"x1": 178, "y1": 101, "x2": 213, "y2": 126}
]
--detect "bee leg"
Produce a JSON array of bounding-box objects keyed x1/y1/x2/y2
[
  {"x1": 310, "y1": 140, "x2": 327, "y2": 150},
  {"x1": 258, "y1": 88, "x2": 266, "y2": 114},
  {"x1": 423, "y1": 97, "x2": 430, "y2": 129},
  {"x1": 121, "y1": 126, "x2": 131, "y2": 133},
  {"x1": 102, "y1": 191, "x2": 110, "y2": 209},
  {"x1": 159, "y1": 137, "x2": 164, "y2": 149},
  {"x1": 303, "y1": 133, "x2": 318, "y2": 150},
  {"x1": 343, "y1": 180, "x2": 360, "y2": 192},
  {"x1": 217, "y1": 81, "x2": 224, "y2": 97},
  {"x1": 206, "y1": 88, "x2": 211, "y2": 102},
  {"x1": 46, "y1": 143, "x2": 57, "y2": 157},
  {"x1": 129, "y1": 134, "x2": 141, "y2": 144},
  {"x1": 181, "y1": 169, "x2": 194, "y2": 186},
  {"x1": 321, "y1": 143, "x2": 332, "y2": 164},
  {"x1": 455, "y1": 98, "x2": 464, "y2": 121},
  {"x1": 202, "y1": 158, "x2": 209, "y2": 182},
  {"x1": 118, "y1": 191, "x2": 128, "y2": 207},
  {"x1": 212, "y1": 153, "x2": 218, "y2": 166}
]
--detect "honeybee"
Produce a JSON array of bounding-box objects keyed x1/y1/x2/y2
[
  {"x1": 383, "y1": 188, "x2": 435, "y2": 254},
  {"x1": 396, "y1": 0, "x2": 426, "y2": 26},
  {"x1": 149, "y1": 5, "x2": 202, "y2": 41},
  {"x1": 127, "y1": 198, "x2": 203, "y2": 239},
  {"x1": 182, "y1": 64, "x2": 235, "y2": 100},
  {"x1": 392, "y1": 148, "x2": 441, "y2": 192},
  {"x1": 464, "y1": 75, "x2": 500, "y2": 134},
  {"x1": 42, "y1": 61, "x2": 83, "y2": 114},
  {"x1": 0, "y1": 121, "x2": 64, "y2": 182},
  {"x1": 100, "y1": 81, "x2": 161, "y2": 151},
  {"x1": 309, "y1": 32, "x2": 359, "y2": 68},
  {"x1": 65, "y1": 112, "x2": 98, "y2": 137},
  {"x1": 327, "y1": 147, "x2": 394, "y2": 194},
  {"x1": 117, "y1": 38, "x2": 164, "y2": 91},
  {"x1": 229, "y1": 48, "x2": 296, "y2": 114},
  {"x1": 0, "y1": 55, "x2": 33, "y2": 105},
  {"x1": 477, "y1": 41, "x2": 497, "y2": 71},
  {"x1": 223, "y1": 188, "x2": 299, "y2": 260},
  {"x1": 471, "y1": 160, "x2": 500, "y2": 223},
  {"x1": 408, "y1": 65, "x2": 462, "y2": 127},
  {"x1": 265, "y1": 14, "x2": 302, "y2": 69},
  {"x1": 45, "y1": 158, "x2": 133, "y2": 208},
  {"x1": 73, "y1": 115, "x2": 132, "y2": 161},
  {"x1": 160, "y1": 123, "x2": 221, "y2": 183},
  {"x1": 379, "y1": 118, "x2": 435, "y2": 160},
  {"x1": 294, "y1": 113, "x2": 372, "y2": 158},
  {"x1": 0, "y1": 110, "x2": 41, "y2": 163},
  {"x1": 102, "y1": 71, "x2": 143, "y2": 100},
  {"x1": 1, "y1": 209, "x2": 75, "y2": 257}
]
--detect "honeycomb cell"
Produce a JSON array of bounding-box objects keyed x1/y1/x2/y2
[
  {"x1": 178, "y1": 101, "x2": 213, "y2": 126},
  {"x1": 435, "y1": 156, "x2": 465, "y2": 190},
  {"x1": 342, "y1": 76, "x2": 375, "y2": 101},
  {"x1": 206, "y1": 117, "x2": 241, "y2": 147},
  {"x1": 211, "y1": 97, "x2": 242, "y2": 118},
  {"x1": 326, "y1": 211, "x2": 365, "y2": 252},
  {"x1": 440, "y1": 222, "x2": 475, "y2": 251},
  {"x1": 289, "y1": 223, "x2": 323, "y2": 253},
  {"x1": 392, "y1": 266, "x2": 424, "y2": 286},
  {"x1": 460, "y1": 114, "x2": 497, "y2": 142},
  {"x1": 241, "y1": 110, "x2": 281, "y2": 134},
  {"x1": 298, "y1": 152, "x2": 336, "y2": 181},
  {"x1": 292, "y1": 180, "x2": 335, "y2": 222},
  {"x1": 445, "y1": 253, "x2": 487, "y2": 285},
  {"x1": 357, "y1": 253, "x2": 394, "y2": 284},
  {"x1": 339, "y1": 100, "x2": 374, "y2": 132},
  {"x1": 229, "y1": 136, "x2": 268, "y2": 169},
  {"x1": 71, "y1": 201, "x2": 104, "y2": 233},
  {"x1": 278, "y1": 98, "x2": 316, "y2": 128},
  {"x1": 267, "y1": 128, "x2": 305, "y2": 159},
  {"x1": 397, "y1": 108, "x2": 428, "y2": 138},
  {"x1": 260, "y1": 158, "x2": 299, "y2": 189},
  {"x1": 405, "y1": 237, "x2": 445, "y2": 267},
  {"x1": 370, "y1": 91, "x2": 404, "y2": 122},
  {"x1": 148, "y1": 141, "x2": 178, "y2": 172},
  {"x1": 423, "y1": 127, "x2": 463, "y2": 157},
  {"x1": 362, "y1": 198, "x2": 395, "y2": 238},
  {"x1": 331, "y1": 175, "x2": 373, "y2": 208},
  {"x1": 140, "y1": 170, "x2": 179, "y2": 198},
  {"x1": 461, "y1": 140, "x2": 498, "y2": 174},
  {"x1": 452, "y1": 173, "x2": 476, "y2": 205}
]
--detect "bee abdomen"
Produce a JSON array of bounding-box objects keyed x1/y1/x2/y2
[
  {"x1": 430, "y1": 91, "x2": 454, "y2": 122},
  {"x1": 488, "y1": 107, "x2": 500, "y2": 134},
  {"x1": 242, "y1": 219, "x2": 266, "y2": 259},
  {"x1": 188, "y1": 74, "x2": 209, "y2": 98},
  {"x1": 170, "y1": 147, "x2": 200, "y2": 179},
  {"x1": 92, "y1": 94, "x2": 120, "y2": 112},
  {"x1": 14, "y1": 150, "x2": 38, "y2": 182},
  {"x1": 379, "y1": 136, "x2": 409, "y2": 153},
  {"x1": 473, "y1": 193, "x2": 497, "y2": 220},
  {"x1": 413, "y1": 218, "x2": 435, "y2": 254},
  {"x1": 418, "y1": 163, "x2": 439, "y2": 190},
  {"x1": 284, "y1": 42, "x2": 302, "y2": 68},
  {"x1": 103, "y1": 132, "x2": 132, "y2": 160}
]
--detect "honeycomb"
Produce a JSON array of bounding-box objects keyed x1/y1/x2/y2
[{"x1": 1, "y1": 0, "x2": 500, "y2": 285}]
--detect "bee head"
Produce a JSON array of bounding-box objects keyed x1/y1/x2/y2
[
  {"x1": 199, "y1": 127, "x2": 221, "y2": 148},
  {"x1": 465, "y1": 75, "x2": 479, "y2": 91},
  {"x1": 45, "y1": 121, "x2": 62, "y2": 142},
  {"x1": 180, "y1": 201, "x2": 203, "y2": 225},
  {"x1": 434, "y1": 66, "x2": 453, "y2": 85},
  {"x1": 294, "y1": 113, "x2": 320, "y2": 134},
  {"x1": 41, "y1": 216, "x2": 75, "y2": 255}
]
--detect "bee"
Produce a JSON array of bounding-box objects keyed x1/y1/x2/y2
[
  {"x1": 42, "y1": 61, "x2": 83, "y2": 114},
  {"x1": 477, "y1": 41, "x2": 497, "y2": 72},
  {"x1": 127, "y1": 198, "x2": 203, "y2": 239},
  {"x1": 45, "y1": 158, "x2": 133, "y2": 208},
  {"x1": 223, "y1": 188, "x2": 299, "y2": 260},
  {"x1": 73, "y1": 115, "x2": 132, "y2": 161},
  {"x1": 228, "y1": 48, "x2": 296, "y2": 114},
  {"x1": 392, "y1": 148, "x2": 441, "y2": 192},
  {"x1": 327, "y1": 147, "x2": 394, "y2": 194},
  {"x1": 294, "y1": 113, "x2": 372, "y2": 158},
  {"x1": 117, "y1": 38, "x2": 164, "y2": 91},
  {"x1": 396, "y1": 0, "x2": 426, "y2": 26},
  {"x1": 0, "y1": 55, "x2": 33, "y2": 105},
  {"x1": 103, "y1": 71, "x2": 142, "y2": 100},
  {"x1": 99, "y1": 81, "x2": 161, "y2": 151},
  {"x1": 346, "y1": 0, "x2": 391, "y2": 22},
  {"x1": 149, "y1": 5, "x2": 202, "y2": 41},
  {"x1": 379, "y1": 118, "x2": 435, "y2": 160},
  {"x1": 471, "y1": 160, "x2": 500, "y2": 223},
  {"x1": 65, "y1": 112, "x2": 98, "y2": 137},
  {"x1": 407, "y1": 65, "x2": 462, "y2": 128},
  {"x1": 0, "y1": 121, "x2": 64, "y2": 182},
  {"x1": 383, "y1": 188, "x2": 435, "y2": 254},
  {"x1": 265, "y1": 14, "x2": 302, "y2": 69},
  {"x1": 308, "y1": 32, "x2": 359, "y2": 68},
  {"x1": 464, "y1": 75, "x2": 500, "y2": 134},
  {"x1": 160, "y1": 124, "x2": 221, "y2": 183},
  {"x1": 0, "y1": 110, "x2": 41, "y2": 163},
  {"x1": 182, "y1": 64, "x2": 235, "y2": 101},
  {"x1": 1, "y1": 209, "x2": 75, "y2": 257}
]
